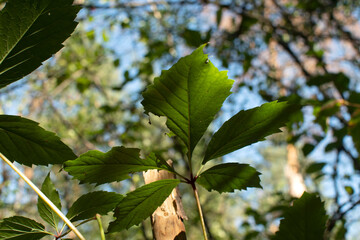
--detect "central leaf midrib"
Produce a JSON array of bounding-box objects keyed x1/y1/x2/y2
[
  {"x1": 0, "y1": 4, "x2": 48, "y2": 65},
  {"x1": 186, "y1": 62, "x2": 192, "y2": 154}
]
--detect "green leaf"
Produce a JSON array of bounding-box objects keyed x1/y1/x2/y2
[
  {"x1": 107, "y1": 179, "x2": 180, "y2": 232},
  {"x1": 196, "y1": 163, "x2": 261, "y2": 193},
  {"x1": 64, "y1": 147, "x2": 174, "y2": 185},
  {"x1": 302, "y1": 143, "x2": 315, "y2": 156},
  {"x1": 203, "y1": 101, "x2": 298, "y2": 163},
  {"x1": 307, "y1": 73, "x2": 350, "y2": 93},
  {"x1": 238, "y1": 15, "x2": 258, "y2": 34},
  {"x1": 0, "y1": 0, "x2": 80, "y2": 88},
  {"x1": 182, "y1": 29, "x2": 203, "y2": 48},
  {"x1": 67, "y1": 191, "x2": 124, "y2": 222},
  {"x1": 142, "y1": 44, "x2": 234, "y2": 156},
  {"x1": 0, "y1": 216, "x2": 52, "y2": 240},
  {"x1": 0, "y1": 115, "x2": 76, "y2": 166},
  {"x1": 305, "y1": 162, "x2": 326, "y2": 174},
  {"x1": 274, "y1": 192, "x2": 328, "y2": 240},
  {"x1": 37, "y1": 173, "x2": 61, "y2": 231}
]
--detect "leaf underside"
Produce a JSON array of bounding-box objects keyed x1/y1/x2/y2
[
  {"x1": 37, "y1": 174, "x2": 62, "y2": 231},
  {"x1": 274, "y1": 192, "x2": 328, "y2": 240},
  {"x1": 0, "y1": 115, "x2": 76, "y2": 166},
  {"x1": 0, "y1": 216, "x2": 51, "y2": 240},
  {"x1": 64, "y1": 146, "x2": 174, "y2": 185},
  {"x1": 203, "y1": 101, "x2": 299, "y2": 164},
  {"x1": 107, "y1": 179, "x2": 180, "y2": 232},
  {"x1": 67, "y1": 191, "x2": 124, "y2": 222},
  {"x1": 142, "y1": 44, "x2": 234, "y2": 155},
  {"x1": 197, "y1": 163, "x2": 261, "y2": 193},
  {"x1": 0, "y1": 0, "x2": 80, "y2": 88}
]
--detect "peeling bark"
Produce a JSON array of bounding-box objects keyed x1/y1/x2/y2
[{"x1": 143, "y1": 161, "x2": 187, "y2": 240}]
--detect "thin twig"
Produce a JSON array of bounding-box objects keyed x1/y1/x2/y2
[{"x1": 0, "y1": 152, "x2": 85, "y2": 240}]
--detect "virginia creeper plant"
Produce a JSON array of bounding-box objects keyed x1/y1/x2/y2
[{"x1": 0, "y1": 0, "x2": 329, "y2": 239}]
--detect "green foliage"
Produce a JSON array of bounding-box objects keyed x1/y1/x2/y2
[
  {"x1": 0, "y1": 0, "x2": 80, "y2": 88},
  {"x1": 108, "y1": 179, "x2": 180, "y2": 232},
  {"x1": 274, "y1": 192, "x2": 328, "y2": 240},
  {"x1": 0, "y1": 216, "x2": 51, "y2": 240},
  {"x1": 308, "y1": 73, "x2": 350, "y2": 94},
  {"x1": 37, "y1": 174, "x2": 61, "y2": 231},
  {"x1": 0, "y1": 115, "x2": 76, "y2": 166},
  {"x1": 305, "y1": 162, "x2": 326, "y2": 174},
  {"x1": 142, "y1": 44, "x2": 234, "y2": 156},
  {"x1": 0, "y1": 0, "x2": 336, "y2": 237},
  {"x1": 203, "y1": 101, "x2": 298, "y2": 163},
  {"x1": 64, "y1": 147, "x2": 174, "y2": 185},
  {"x1": 196, "y1": 163, "x2": 261, "y2": 193},
  {"x1": 66, "y1": 191, "x2": 124, "y2": 222}
]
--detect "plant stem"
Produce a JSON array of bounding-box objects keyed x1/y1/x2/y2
[
  {"x1": 193, "y1": 185, "x2": 208, "y2": 240},
  {"x1": 96, "y1": 214, "x2": 106, "y2": 240},
  {"x1": 59, "y1": 218, "x2": 94, "y2": 239},
  {"x1": 0, "y1": 152, "x2": 86, "y2": 240}
]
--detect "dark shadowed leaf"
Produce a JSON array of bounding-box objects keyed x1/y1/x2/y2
[
  {"x1": 196, "y1": 163, "x2": 261, "y2": 193},
  {"x1": 0, "y1": 0, "x2": 80, "y2": 88},
  {"x1": 274, "y1": 192, "x2": 328, "y2": 240},
  {"x1": 0, "y1": 216, "x2": 52, "y2": 240},
  {"x1": 64, "y1": 147, "x2": 174, "y2": 185},
  {"x1": 67, "y1": 191, "x2": 124, "y2": 222},
  {"x1": 302, "y1": 143, "x2": 315, "y2": 156},
  {"x1": 305, "y1": 162, "x2": 326, "y2": 174},
  {"x1": 107, "y1": 179, "x2": 180, "y2": 232},
  {"x1": 203, "y1": 101, "x2": 299, "y2": 163},
  {"x1": 0, "y1": 115, "x2": 76, "y2": 166},
  {"x1": 182, "y1": 29, "x2": 203, "y2": 47},
  {"x1": 37, "y1": 174, "x2": 61, "y2": 231},
  {"x1": 142, "y1": 44, "x2": 233, "y2": 155},
  {"x1": 307, "y1": 73, "x2": 350, "y2": 94}
]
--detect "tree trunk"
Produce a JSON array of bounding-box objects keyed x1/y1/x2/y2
[
  {"x1": 285, "y1": 144, "x2": 306, "y2": 197},
  {"x1": 143, "y1": 161, "x2": 187, "y2": 240}
]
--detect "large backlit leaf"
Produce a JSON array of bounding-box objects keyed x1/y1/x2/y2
[
  {"x1": 37, "y1": 174, "x2": 61, "y2": 231},
  {"x1": 64, "y1": 147, "x2": 174, "y2": 185},
  {"x1": 196, "y1": 163, "x2": 261, "y2": 193},
  {"x1": 0, "y1": 216, "x2": 52, "y2": 240},
  {"x1": 0, "y1": 115, "x2": 76, "y2": 166},
  {"x1": 274, "y1": 192, "x2": 328, "y2": 240},
  {"x1": 142, "y1": 45, "x2": 233, "y2": 155},
  {"x1": 107, "y1": 179, "x2": 180, "y2": 232},
  {"x1": 203, "y1": 101, "x2": 298, "y2": 163},
  {"x1": 0, "y1": 0, "x2": 80, "y2": 88},
  {"x1": 67, "y1": 191, "x2": 124, "y2": 222}
]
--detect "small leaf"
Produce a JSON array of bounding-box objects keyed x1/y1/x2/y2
[
  {"x1": 0, "y1": 216, "x2": 52, "y2": 240},
  {"x1": 0, "y1": 0, "x2": 80, "y2": 88},
  {"x1": 302, "y1": 143, "x2": 315, "y2": 156},
  {"x1": 182, "y1": 29, "x2": 203, "y2": 47},
  {"x1": 67, "y1": 191, "x2": 124, "y2": 222},
  {"x1": 142, "y1": 44, "x2": 234, "y2": 156},
  {"x1": 203, "y1": 101, "x2": 299, "y2": 163},
  {"x1": 344, "y1": 186, "x2": 354, "y2": 195},
  {"x1": 0, "y1": 115, "x2": 76, "y2": 166},
  {"x1": 196, "y1": 163, "x2": 261, "y2": 193},
  {"x1": 37, "y1": 173, "x2": 61, "y2": 231},
  {"x1": 64, "y1": 147, "x2": 174, "y2": 185},
  {"x1": 306, "y1": 162, "x2": 326, "y2": 174},
  {"x1": 274, "y1": 192, "x2": 328, "y2": 240},
  {"x1": 107, "y1": 179, "x2": 180, "y2": 232}
]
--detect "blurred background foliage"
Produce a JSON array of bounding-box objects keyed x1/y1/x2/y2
[{"x1": 1, "y1": 0, "x2": 360, "y2": 239}]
